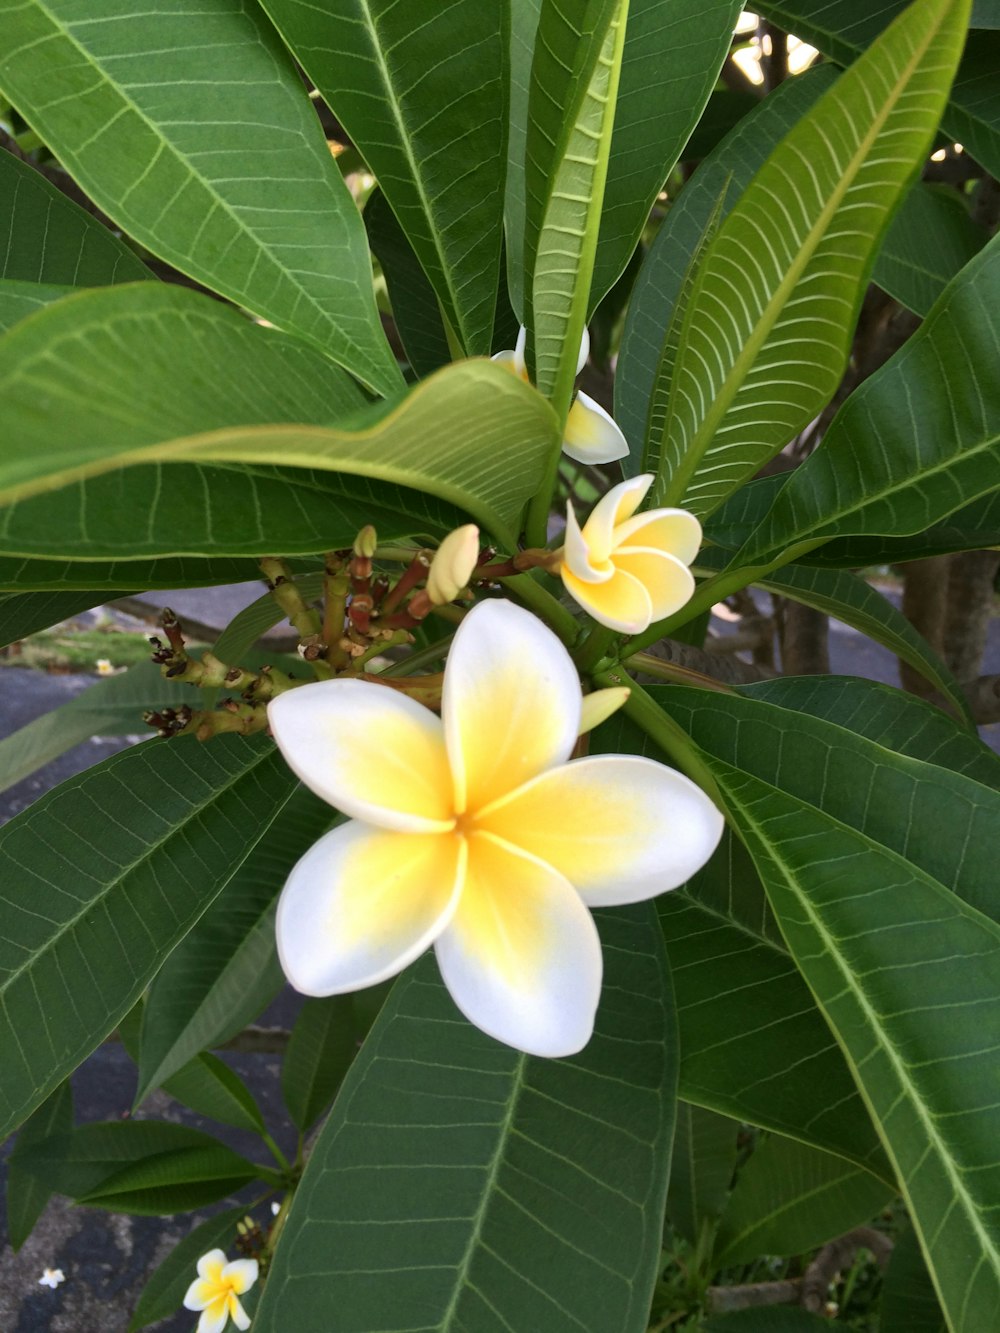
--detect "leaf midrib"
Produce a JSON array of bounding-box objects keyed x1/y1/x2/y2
[{"x1": 664, "y1": 0, "x2": 943, "y2": 509}]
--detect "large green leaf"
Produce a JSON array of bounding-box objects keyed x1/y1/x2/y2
[
  {"x1": 5, "y1": 1079, "x2": 73, "y2": 1250},
  {"x1": 874, "y1": 182, "x2": 987, "y2": 316},
  {"x1": 653, "y1": 0, "x2": 970, "y2": 517},
  {"x1": 138, "y1": 787, "x2": 333, "y2": 1099},
  {"x1": 756, "y1": 0, "x2": 1000, "y2": 179},
  {"x1": 0, "y1": 662, "x2": 193, "y2": 796},
  {"x1": 713, "y1": 1133, "x2": 892, "y2": 1267},
  {"x1": 505, "y1": 0, "x2": 543, "y2": 321},
  {"x1": 259, "y1": 0, "x2": 505, "y2": 358},
  {"x1": 702, "y1": 754, "x2": 1000, "y2": 1332},
  {"x1": 0, "y1": 553, "x2": 305, "y2": 592},
  {"x1": 755, "y1": 562, "x2": 972, "y2": 723},
  {"x1": 0, "y1": 0, "x2": 400, "y2": 394},
  {"x1": 587, "y1": 0, "x2": 741, "y2": 312},
  {"x1": 255, "y1": 905, "x2": 677, "y2": 1333},
  {"x1": 364, "y1": 189, "x2": 450, "y2": 378},
  {"x1": 281, "y1": 995, "x2": 360, "y2": 1132},
  {"x1": 0, "y1": 283, "x2": 557, "y2": 548},
  {"x1": 737, "y1": 231, "x2": 1000, "y2": 569},
  {"x1": 615, "y1": 68, "x2": 835, "y2": 468},
  {"x1": 0, "y1": 147, "x2": 150, "y2": 286},
  {"x1": 737, "y1": 675, "x2": 1000, "y2": 790},
  {"x1": 0, "y1": 734, "x2": 299, "y2": 1139},
  {"x1": 522, "y1": 0, "x2": 625, "y2": 415},
  {"x1": 0, "y1": 279, "x2": 78, "y2": 335},
  {"x1": 880, "y1": 1221, "x2": 949, "y2": 1333},
  {"x1": 666, "y1": 1101, "x2": 738, "y2": 1246}
]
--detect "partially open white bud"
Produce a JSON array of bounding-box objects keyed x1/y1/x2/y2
[
  {"x1": 426, "y1": 524, "x2": 480, "y2": 605},
  {"x1": 578, "y1": 686, "x2": 631, "y2": 736}
]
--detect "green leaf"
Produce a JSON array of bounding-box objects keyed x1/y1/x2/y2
[
  {"x1": 874, "y1": 182, "x2": 987, "y2": 316},
  {"x1": 158, "y1": 1053, "x2": 266, "y2": 1135},
  {"x1": 880, "y1": 1221, "x2": 949, "y2": 1333},
  {"x1": 808, "y1": 487, "x2": 1000, "y2": 566},
  {"x1": 702, "y1": 754, "x2": 1000, "y2": 1332},
  {"x1": 12, "y1": 1120, "x2": 250, "y2": 1198},
  {"x1": 736, "y1": 675, "x2": 1000, "y2": 790},
  {"x1": 0, "y1": 147, "x2": 150, "y2": 286},
  {"x1": 587, "y1": 0, "x2": 741, "y2": 312},
  {"x1": 713, "y1": 1133, "x2": 892, "y2": 1267},
  {"x1": 5, "y1": 1079, "x2": 73, "y2": 1250},
  {"x1": 0, "y1": 733, "x2": 300, "y2": 1139},
  {"x1": 78, "y1": 1145, "x2": 264, "y2": 1215},
  {"x1": 281, "y1": 996, "x2": 360, "y2": 1132},
  {"x1": 128, "y1": 1204, "x2": 247, "y2": 1332},
  {"x1": 0, "y1": 280, "x2": 78, "y2": 335},
  {"x1": 755, "y1": 561, "x2": 972, "y2": 725},
  {"x1": 255, "y1": 905, "x2": 677, "y2": 1333},
  {"x1": 258, "y1": 0, "x2": 505, "y2": 357},
  {"x1": 0, "y1": 554, "x2": 297, "y2": 592},
  {"x1": 616, "y1": 67, "x2": 835, "y2": 467},
  {"x1": 523, "y1": 0, "x2": 626, "y2": 416},
  {"x1": 0, "y1": 283, "x2": 557, "y2": 549},
  {"x1": 505, "y1": 0, "x2": 543, "y2": 321},
  {"x1": 655, "y1": 0, "x2": 970, "y2": 517},
  {"x1": 666, "y1": 1101, "x2": 738, "y2": 1246},
  {"x1": 756, "y1": 0, "x2": 1000, "y2": 179},
  {"x1": 364, "y1": 189, "x2": 450, "y2": 378},
  {"x1": 736, "y1": 231, "x2": 1000, "y2": 569},
  {"x1": 138, "y1": 787, "x2": 334, "y2": 1098},
  {"x1": 0, "y1": 0, "x2": 400, "y2": 394},
  {"x1": 0, "y1": 661, "x2": 194, "y2": 796},
  {"x1": 0, "y1": 588, "x2": 133, "y2": 647}
]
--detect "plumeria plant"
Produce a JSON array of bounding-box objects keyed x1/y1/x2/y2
[{"x1": 0, "y1": 0, "x2": 999, "y2": 1330}]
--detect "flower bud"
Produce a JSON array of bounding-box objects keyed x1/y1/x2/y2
[
  {"x1": 353, "y1": 524, "x2": 378, "y2": 558},
  {"x1": 578, "y1": 686, "x2": 630, "y2": 735},
  {"x1": 426, "y1": 524, "x2": 479, "y2": 605}
]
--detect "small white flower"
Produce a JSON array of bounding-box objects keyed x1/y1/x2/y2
[
  {"x1": 38, "y1": 1267, "x2": 65, "y2": 1288},
  {"x1": 493, "y1": 326, "x2": 629, "y2": 464},
  {"x1": 183, "y1": 1249, "x2": 258, "y2": 1333},
  {"x1": 95, "y1": 658, "x2": 114, "y2": 675},
  {"x1": 271, "y1": 1201, "x2": 281, "y2": 1216}
]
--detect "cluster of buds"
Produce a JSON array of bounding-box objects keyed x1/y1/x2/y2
[{"x1": 146, "y1": 523, "x2": 497, "y2": 739}]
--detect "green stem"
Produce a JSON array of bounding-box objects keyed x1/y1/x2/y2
[
  {"x1": 266, "y1": 1189, "x2": 295, "y2": 1257},
  {"x1": 621, "y1": 650, "x2": 735, "y2": 692},
  {"x1": 260, "y1": 1129, "x2": 291, "y2": 1173},
  {"x1": 524, "y1": 432, "x2": 565, "y2": 550},
  {"x1": 574, "y1": 623, "x2": 618, "y2": 674},
  {"x1": 498, "y1": 573, "x2": 579, "y2": 646},
  {"x1": 595, "y1": 671, "x2": 724, "y2": 805}
]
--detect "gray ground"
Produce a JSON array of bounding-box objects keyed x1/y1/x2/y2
[{"x1": 1, "y1": 583, "x2": 997, "y2": 1330}]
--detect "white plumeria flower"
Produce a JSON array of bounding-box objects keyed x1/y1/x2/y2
[
  {"x1": 558, "y1": 473, "x2": 703, "y2": 634},
  {"x1": 492, "y1": 326, "x2": 629, "y2": 465},
  {"x1": 38, "y1": 1267, "x2": 65, "y2": 1288},
  {"x1": 268, "y1": 599, "x2": 723, "y2": 1057},
  {"x1": 183, "y1": 1249, "x2": 258, "y2": 1333}
]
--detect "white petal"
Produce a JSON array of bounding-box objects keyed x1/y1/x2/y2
[
  {"x1": 183, "y1": 1278, "x2": 214, "y2": 1312},
  {"x1": 514, "y1": 323, "x2": 528, "y2": 375},
  {"x1": 580, "y1": 474, "x2": 654, "y2": 562},
  {"x1": 562, "y1": 391, "x2": 629, "y2": 464},
  {"x1": 268, "y1": 679, "x2": 454, "y2": 834},
  {"x1": 562, "y1": 500, "x2": 613, "y2": 584},
  {"x1": 277, "y1": 822, "x2": 464, "y2": 995},
  {"x1": 435, "y1": 832, "x2": 602, "y2": 1057},
  {"x1": 576, "y1": 325, "x2": 590, "y2": 376},
  {"x1": 490, "y1": 348, "x2": 518, "y2": 369},
  {"x1": 197, "y1": 1302, "x2": 229, "y2": 1333},
  {"x1": 196, "y1": 1250, "x2": 227, "y2": 1282},
  {"x1": 231, "y1": 1298, "x2": 252, "y2": 1332},
  {"x1": 479, "y1": 755, "x2": 725, "y2": 906},
  {"x1": 612, "y1": 546, "x2": 696, "y2": 622},
  {"x1": 442, "y1": 600, "x2": 581, "y2": 813},
  {"x1": 561, "y1": 560, "x2": 654, "y2": 633}
]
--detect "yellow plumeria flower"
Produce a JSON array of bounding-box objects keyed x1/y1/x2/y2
[
  {"x1": 493, "y1": 326, "x2": 629, "y2": 465},
  {"x1": 558, "y1": 473, "x2": 703, "y2": 634},
  {"x1": 268, "y1": 599, "x2": 723, "y2": 1057},
  {"x1": 182, "y1": 1249, "x2": 258, "y2": 1333}
]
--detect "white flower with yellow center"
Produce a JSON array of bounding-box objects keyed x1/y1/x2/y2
[
  {"x1": 558, "y1": 473, "x2": 703, "y2": 634},
  {"x1": 493, "y1": 326, "x2": 628, "y2": 465},
  {"x1": 268, "y1": 599, "x2": 723, "y2": 1057},
  {"x1": 183, "y1": 1249, "x2": 258, "y2": 1333}
]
